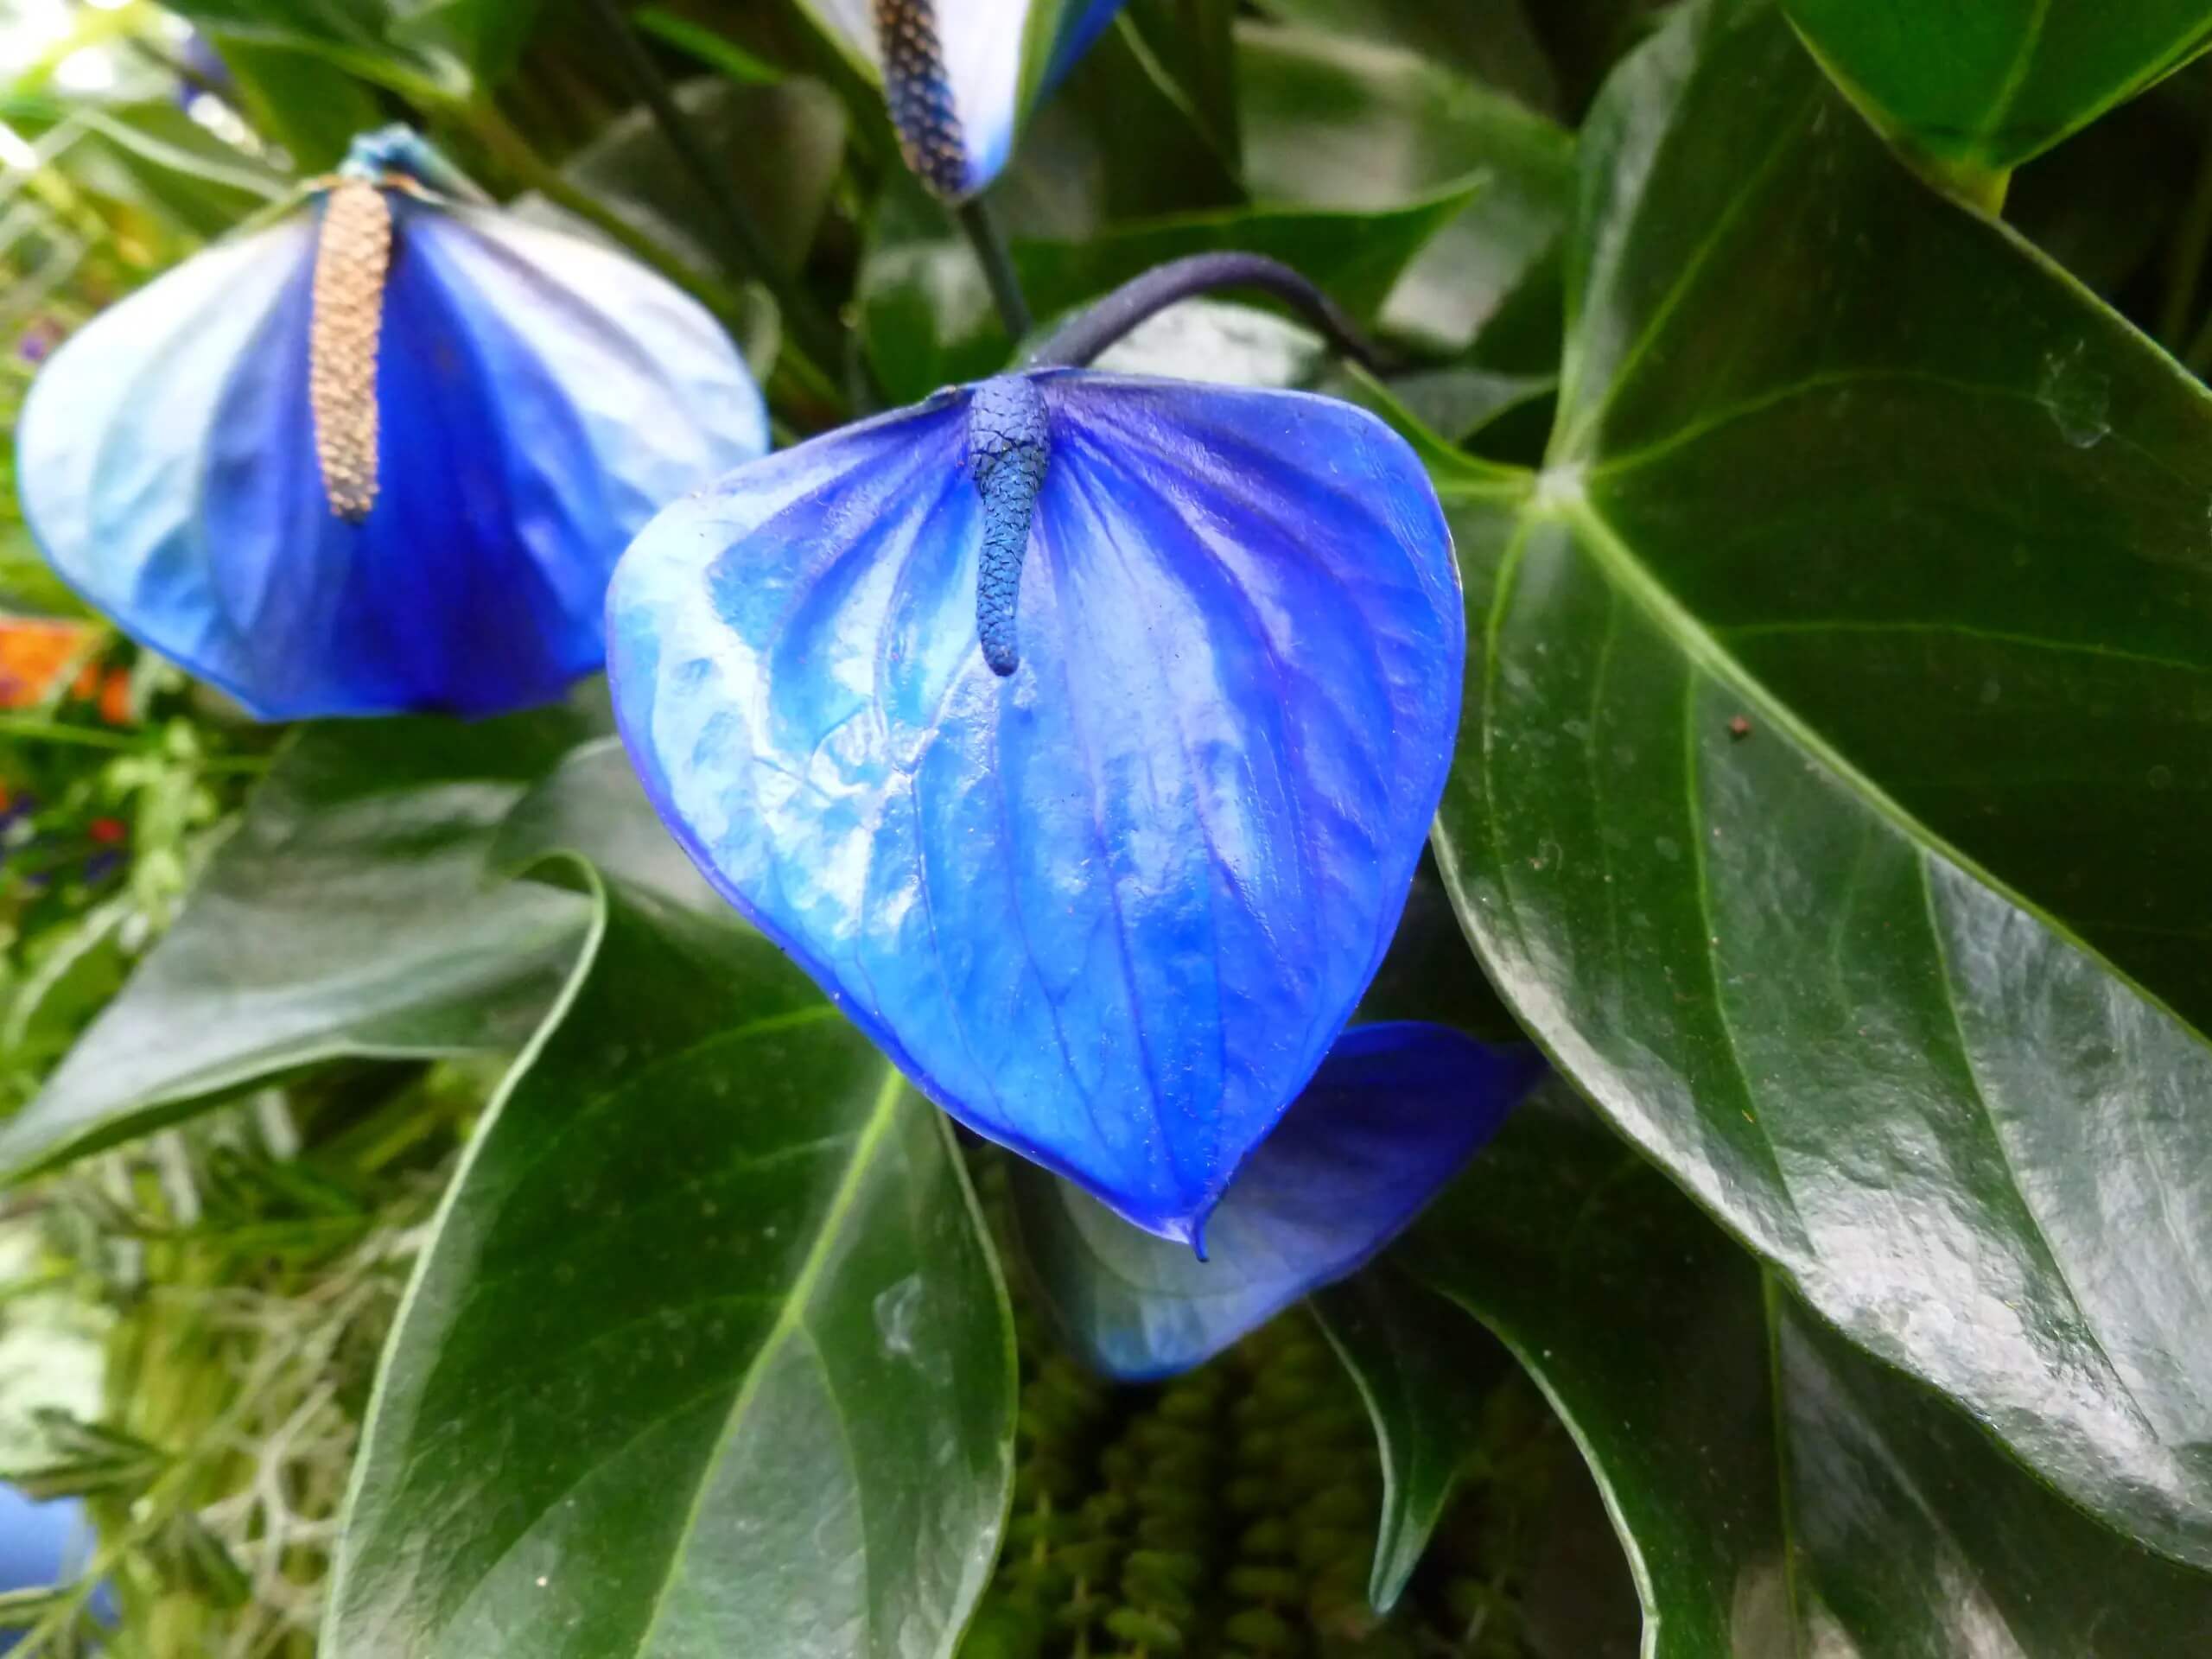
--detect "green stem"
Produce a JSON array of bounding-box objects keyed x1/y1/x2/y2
[
  {"x1": 957, "y1": 194, "x2": 1033, "y2": 340},
  {"x1": 0, "y1": 714, "x2": 139, "y2": 752},
  {"x1": 451, "y1": 103, "x2": 846, "y2": 417},
  {"x1": 575, "y1": 0, "x2": 853, "y2": 394}
]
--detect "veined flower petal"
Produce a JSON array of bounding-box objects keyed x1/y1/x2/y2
[
  {"x1": 1011, "y1": 1023, "x2": 1547, "y2": 1381},
  {"x1": 19, "y1": 186, "x2": 766, "y2": 720},
  {"x1": 607, "y1": 370, "x2": 1464, "y2": 1241},
  {"x1": 804, "y1": 0, "x2": 1128, "y2": 196}
]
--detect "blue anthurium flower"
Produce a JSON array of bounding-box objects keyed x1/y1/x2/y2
[
  {"x1": 17, "y1": 128, "x2": 767, "y2": 722},
  {"x1": 804, "y1": 0, "x2": 1127, "y2": 197},
  {"x1": 0, "y1": 1486, "x2": 109, "y2": 1652},
  {"x1": 1008, "y1": 1022, "x2": 1546, "y2": 1381},
  {"x1": 607, "y1": 363, "x2": 1464, "y2": 1243}
]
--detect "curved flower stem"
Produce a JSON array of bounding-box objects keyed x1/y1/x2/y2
[
  {"x1": 1026, "y1": 252, "x2": 1383, "y2": 372},
  {"x1": 957, "y1": 194, "x2": 1033, "y2": 340},
  {"x1": 450, "y1": 102, "x2": 846, "y2": 416},
  {"x1": 575, "y1": 0, "x2": 853, "y2": 391}
]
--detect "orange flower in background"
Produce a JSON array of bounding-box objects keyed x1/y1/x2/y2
[
  {"x1": 0, "y1": 619, "x2": 93, "y2": 709},
  {"x1": 0, "y1": 619, "x2": 130, "y2": 722}
]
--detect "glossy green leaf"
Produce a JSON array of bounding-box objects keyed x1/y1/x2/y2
[
  {"x1": 1407, "y1": 1084, "x2": 2212, "y2": 1655},
  {"x1": 208, "y1": 35, "x2": 383, "y2": 172},
  {"x1": 0, "y1": 710, "x2": 595, "y2": 1182},
  {"x1": 1236, "y1": 22, "x2": 1573, "y2": 351},
  {"x1": 325, "y1": 860, "x2": 1016, "y2": 1656},
  {"x1": 1432, "y1": 0, "x2": 2212, "y2": 1565},
  {"x1": 527, "y1": 75, "x2": 846, "y2": 284},
  {"x1": 162, "y1": 1, "x2": 461, "y2": 96},
  {"x1": 1783, "y1": 0, "x2": 2212, "y2": 181},
  {"x1": 1011, "y1": 16, "x2": 1241, "y2": 224},
  {"x1": 487, "y1": 736, "x2": 718, "y2": 916},
  {"x1": 1253, "y1": 0, "x2": 1558, "y2": 113},
  {"x1": 388, "y1": 0, "x2": 543, "y2": 86},
  {"x1": 1310, "y1": 1270, "x2": 1511, "y2": 1613},
  {"x1": 1121, "y1": 0, "x2": 1242, "y2": 178}
]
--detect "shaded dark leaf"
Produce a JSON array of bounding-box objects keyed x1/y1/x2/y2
[{"x1": 1408, "y1": 1084, "x2": 2212, "y2": 1655}]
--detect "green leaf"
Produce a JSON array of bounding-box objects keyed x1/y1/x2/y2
[
  {"x1": 325, "y1": 865, "x2": 1016, "y2": 1655},
  {"x1": 0, "y1": 709, "x2": 595, "y2": 1181},
  {"x1": 1309, "y1": 1271, "x2": 1511, "y2": 1614},
  {"x1": 203, "y1": 35, "x2": 382, "y2": 172},
  {"x1": 1783, "y1": 0, "x2": 2212, "y2": 181},
  {"x1": 1121, "y1": 0, "x2": 1242, "y2": 178},
  {"x1": 1407, "y1": 1084, "x2": 2212, "y2": 1654},
  {"x1": 530, "y1": 75, "x2": 846, "y2": 283},
  {"x1": 162, "y1": 1, "x2": 461, "y2": 97},
  {"x1": 1433, "y1": 0, "x2": 2212, "y2": 1565},
  {"x1": 1236, "y1": 21, "x2": 1574, "y2": 351},
  {"x1": 1252, "y1": 0, "x2": 1559, "y2": 115},
  {"x1": 486, "y1": 736, "x2": 719, "y2": 915},
  {"x1": 388, "y1": 0, "x2": 543, "y2": 86}
]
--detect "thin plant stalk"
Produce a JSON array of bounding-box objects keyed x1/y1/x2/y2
[{"x1": 957, "y1": 194, "x2": 1033, "y2": 340}]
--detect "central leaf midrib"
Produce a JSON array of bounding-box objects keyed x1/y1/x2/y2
[{"x1": 626, "y1": 1062, "x2": 908, "y2": 1656}]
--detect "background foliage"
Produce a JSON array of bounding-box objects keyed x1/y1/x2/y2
[{"x1": 3, "y1": 0, "x2": 2212, "y2": 1655}]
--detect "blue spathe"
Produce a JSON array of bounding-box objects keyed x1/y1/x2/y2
[
  {"x1": 607, "y1": 369, "x2": 1465, "y2": 1242},
  {"x1": 1010, "y1": 1023, "x2": 1547, "y2": 1381},
  {"x1": 806, "y1": 0, "x2": 1127, "y2": 196},
  {"x1": 18, "y1": 183, "x2": 767, "y2": 721}
]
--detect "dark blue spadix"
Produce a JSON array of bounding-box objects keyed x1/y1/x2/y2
[
  {"x1": 17, "y1": 131, "x2": 767, "y2": 721},
  {"x1": 607, "y1": 368, "x2": 1465, "y2": 1243},
  {"x1": 968, "y1": 375, "x2": 1050, "y2": 675},
  {"x1": 817, "y1": 1, "x2": 1129, "y2": 199}
]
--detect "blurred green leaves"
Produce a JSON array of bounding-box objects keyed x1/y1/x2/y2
[{"x1": 0, "y1": 710, "x2": 594, "y2": 1180}]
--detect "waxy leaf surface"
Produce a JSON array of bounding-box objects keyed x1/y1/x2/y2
[
  {"x1": 1010, "y1": 1023, "x2": 1541, "y2": 1379},
  {"x1": 1408, "y1": 1086, "x2": 2212, "y2": 1656},
  {"x1": 1236, "y1": 21, "x2": 1573, "y2": 352},
  {"x1": 609, "y1": 372, "x2": 1462, "y2": 1243},
  {"x1": 326, "y1": 867, "x2": 1015, "y2": 1659},
  {"x1": 1433, "y1": 0, "x2": 2212, "y2": 1564},
  {"x1": 0, "y1": 709, "x2": 594, "y2": 1181},
  {"x1": 1783, "y1": 0, "x2": 2212, "y2": 177}
]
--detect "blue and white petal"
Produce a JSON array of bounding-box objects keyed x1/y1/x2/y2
[
  {"x1": 1011, "y1": 1024, "x2": 1548, "y2": 1381},
  {"x1": 19, "y1": 188, "x2": 766, "y2": 721},
  {"x1": 607, "y1": 370, "x2": 1464, "y2": 1241},
  {"x1": 804, "y1": 0, "x2": 1127, "y2": 197}
]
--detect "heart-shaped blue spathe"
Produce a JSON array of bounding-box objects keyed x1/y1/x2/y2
[
  {"x1": 17, "y1": 162, "x2": 767, "y2": 721},
  {"x1": 1011, "y1": 1022, "x2": 1548, "y2": 1380},
  {"x1": 804, "y1": 0, "x2": 1128, "y2": 197},
  {"x1": 607, "y1": 368, "x2": 1464, "y2": 1243}
]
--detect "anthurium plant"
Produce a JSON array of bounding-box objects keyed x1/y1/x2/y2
[{"x1": 4, "y1": 1, "x2": 2212, "y2": 1655}]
